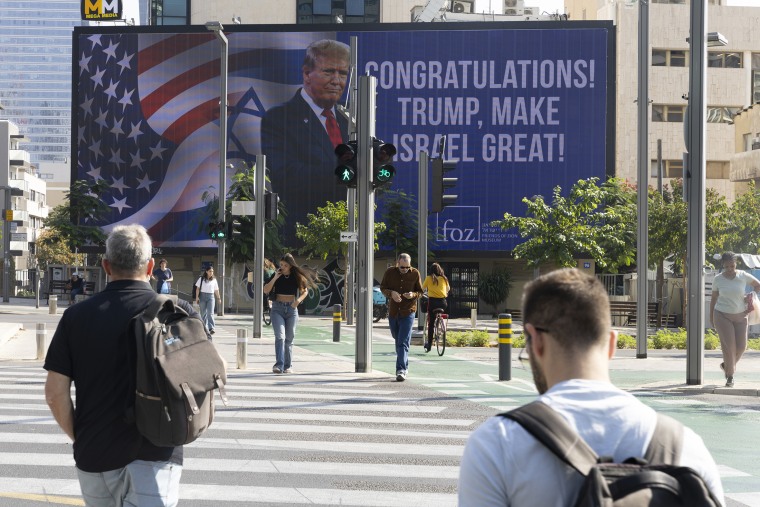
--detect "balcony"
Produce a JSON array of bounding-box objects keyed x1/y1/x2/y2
[
  {"x1": 9, "y1": 149, "x2": 30, "y2": 166},
  {"x1": 730, "y1": 149, "x2": 760, "y2": 182}
]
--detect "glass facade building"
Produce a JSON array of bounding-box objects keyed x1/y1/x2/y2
[{"x1": 0, "y1": 0, "x2": 85, "y2": 164}]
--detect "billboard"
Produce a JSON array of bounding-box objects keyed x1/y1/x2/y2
[{"x1": 72, "y1": 22, "x2": 614, "y2": 254}]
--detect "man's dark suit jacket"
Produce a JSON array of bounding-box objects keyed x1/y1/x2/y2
[{"x1": 261, "y1": 90, "x2": 349, "y2": 245}]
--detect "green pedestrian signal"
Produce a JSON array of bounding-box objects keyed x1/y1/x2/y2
[
  {"x1": 335, "y1": 142, "x2": 358, "y2": 187},
  {"x1": 372, "y1": 140, "x2": 396, "y2": 188}
]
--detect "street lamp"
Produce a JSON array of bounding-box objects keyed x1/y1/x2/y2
[
  {"x1": 206, "y1": 21, "x2": 228, "y2": 316},
  {"x1": 685, "y1": 0, "x2": 727, "y2": 383}
]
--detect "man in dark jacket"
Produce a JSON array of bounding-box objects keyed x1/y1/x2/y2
[
  {"x1": 44, "y1": 224, "x2": 184, "y2": 506},
  {"x1": 380, "y1": 253, "x2": 423, "y2": 382}
]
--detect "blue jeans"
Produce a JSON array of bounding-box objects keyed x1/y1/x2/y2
[
  {"x1": 271, "y1": 300, "x2": 299, "y2": 370},
  {"x1": 198, "y1": 292, "x2": 216, "y2": 332},
  {"x1": 389, "y1": 312, "x2": 415, "y2": 373},
  {"x1": 77, "y1": 460, "x2": 182, "y2": 507}
]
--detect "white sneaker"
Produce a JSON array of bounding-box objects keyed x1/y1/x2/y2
[
  {"x1": 284, "y1": 368, "x2": 293, "y2": 374},
  {"x1": 272, "y1": 366, "x2": 282, "y2": 374},
  {"x1": 396, "y1": 371, "x2": 406, "y2": 382}
]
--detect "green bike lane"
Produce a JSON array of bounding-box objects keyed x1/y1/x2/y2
[{"x1": 288, "y1": 317, "x2": 760, "y2": 504}]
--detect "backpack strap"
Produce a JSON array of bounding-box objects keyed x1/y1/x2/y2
[
  {"x1": 644, "y1": 413, "x2": 683, "y2": 465},
  {"x1": 502, "y1": 401, "x2": 598, "y2": 476}
]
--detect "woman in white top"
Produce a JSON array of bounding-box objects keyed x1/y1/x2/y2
[
  {"x1": 195, "y1": 266, "x2": 221, "y2": 335},
  {"x1": 710, "y1": 252, "x2": 760, "y2": 387}
]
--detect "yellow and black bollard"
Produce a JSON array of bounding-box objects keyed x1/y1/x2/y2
[
  {"x1": 333, "y1": 304, "x2": 341, "y2": 342},
  {"x1": 498, "y1": 313, "x2": 512, "y2": 381}
]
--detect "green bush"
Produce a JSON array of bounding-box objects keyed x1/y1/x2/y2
[
  {"x1": 616, "y1": 334, "x2": 637, "y2": 349},
  {"x1": 513, "y1": 334, "x2": 527, "y2": 349},
  {"x1": 446, "y1": 330, "x2": 492, "y2": 347},
  {"x1": 478, "y1": 270, "x2": 513, "y2": 316},
  {"x1": 650, "y1": 328, "x2": 686, "y2": 349},
  {"x1": 704, "y1": 329, "x2": 720, "y2": 350},
  {"x1": 748, "y1": 338, "x2": 760, "y2": 350}
]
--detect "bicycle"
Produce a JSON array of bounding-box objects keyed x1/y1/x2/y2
[
  {"x1": 263, "y1": 299, "x2": 272, "y2": 326},
  {"x1": 424, "y1": 299, "x2": 447, "y2": 356}
]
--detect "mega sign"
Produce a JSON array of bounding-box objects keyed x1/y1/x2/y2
[
  {"x1": 81, "y1": 0, "x2": 122, "y2": 20},
  {"x1": 72, "y1": 22, "x2": 614, "y2": 253}
]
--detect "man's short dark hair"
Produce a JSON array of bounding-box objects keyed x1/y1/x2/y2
[
  {"x1": 302, "y1": 39, "x2": 350, "y2": 71},
  {"x1": 521, "y1": 268, "x2": 611, "y2": 351},
  {"x1": 104, "y1": 225, "x2": 152, "y2": 275}
]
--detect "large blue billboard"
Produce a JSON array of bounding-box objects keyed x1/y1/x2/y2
[{"x1": 72, "y1": 22, "x2": 614, "y2": 253}]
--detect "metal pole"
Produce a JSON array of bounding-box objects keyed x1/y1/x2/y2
[
  {"x1": 236, "y1": 328, "x2": 247, "y2": 369},
  {"x1": 498, "y1": 313, "x2": 512, "y2": 381},
  {"x1": 355, "y1": 75, "x2": 376, "y2": 373},
  {"x1": 3, "y1": 188, "x2": 10, "y2": 303},
  {"x1": 686, "y1": 0, "x2": 707, "y2": 385},
  {"x1": 253, "y1": 155, "x2": 265, "y2": 338},
  {"x1": 417, "y1": 151, "x2": 428, "y2": 332},
  {"x1": 346, "y1": 36, "x2": 358, "y2": 327},
  {"x1": 636, "y1": 0, "x2": 650, "y2": 359},
  {"x1": 333, "y1": 304, "x2": 341, "y2": 342},
  {"x1": 214, "y1": 28, "x2": 229, "y2": 317},
  {"x1": 36, "y1": 322, "x2": 46, "y2": 360}
]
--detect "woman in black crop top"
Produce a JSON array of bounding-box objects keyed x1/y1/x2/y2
[{"x1": 263, "y1": 253, "x2": 316, "y2": 374}]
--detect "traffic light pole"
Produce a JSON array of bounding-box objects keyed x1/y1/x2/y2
[
  {"x1": 346, "y1": 36, "x2": 358, "y2": 326},
  {"x1": 416, "y1": 151, "x2": 429, "y2": 332},
  {"x1": 355, "y1": 75, "x2": 376, "y2": 373},
  {"x1": 253, "y1": 155, "x2": 266, "y2": 339}
]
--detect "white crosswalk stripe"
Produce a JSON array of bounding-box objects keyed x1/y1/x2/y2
[{"x1": 0, "y1": 365, "x2": 485, "y2": 506}]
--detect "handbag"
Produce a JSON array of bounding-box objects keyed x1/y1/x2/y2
[
  {"x1": 747, "y1": 292, "x2": 760, "y2": 325},
  {"x1": 160, "y1": 281, "x2": 171, "y2": 294}
]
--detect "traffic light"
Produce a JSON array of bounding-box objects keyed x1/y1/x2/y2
[
  {"x1": 208, "y1": 221, "x2": 226, "y2": 241},
  {"x1": 334, "y1": 141, "x2": 357, "y2": 187},
  {"x1": 227, "y1": 218, "x2": 242, "y2": 238},
  {"x1": 265, "y1": 192, "x2": 279, "y2": 221},
  {"x1": 431, "y1": 158, "x2": 458, "y2": 213},
  {"x1": 372, "y1": 140, "x2": 396, "y2": 188}
]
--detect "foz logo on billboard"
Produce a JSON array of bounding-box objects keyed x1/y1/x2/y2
[
  {"x1": 81, "y1": 0, "x2": 122, "y2": 20},
  {"x1": 436, "y1": 207, "x2": 481, "y2": 243}
]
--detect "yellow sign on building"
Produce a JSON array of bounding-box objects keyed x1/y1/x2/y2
[
  {"x1": 81, "y1": 0, "x2": 122, "y2": 20},
  {"x1": 4, "y1": 209, "x2": 12, "y2": 221}
]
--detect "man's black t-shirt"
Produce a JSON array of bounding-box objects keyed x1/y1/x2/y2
[{"x1": 44, "y1": 279, "x2": 182, "y2": 472}]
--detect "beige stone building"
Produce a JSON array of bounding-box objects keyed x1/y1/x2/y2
[{"x1": 565, "y1": 0, "x2": 760, "y2": 202}]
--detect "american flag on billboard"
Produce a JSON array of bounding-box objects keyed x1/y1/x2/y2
[{"x1": 75, "y1": 30, "x2": 332, "y2": 249}]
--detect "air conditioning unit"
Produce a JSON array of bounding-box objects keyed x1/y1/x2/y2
[
  {"x1": 523, "y1": 7, "x2": 535, "y2": 14},
  {"x1": 505, "y1": 8, "x2": 525, "y2": 15},
  {"x1": 504, "y1": 0, "x2": 524, "y2": 8},
  {"x1": 752, "y1": 139, "x2": 760, "y2": 150},
  {"x1": 451, "y1": 0, "x2": 475, "y2": 13}
]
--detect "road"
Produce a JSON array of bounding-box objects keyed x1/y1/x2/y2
[{"x1": 0, "y1": 307, "x2": 758, "y2": 506}]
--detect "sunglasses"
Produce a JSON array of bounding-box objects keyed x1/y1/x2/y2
[{"x1": 518, "y1": 325, "x2": 550, "y2": 368}]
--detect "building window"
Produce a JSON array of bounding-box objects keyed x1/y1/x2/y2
[
  {"x1": 651, "y1": 0, "x2": 686, "y2": 4},
  {"x1": 652, "y1": 49, "x2": 687, "y2": 67},
  {"x1": 708, "y1": 51, "x2": 742, "y2": 68},
  {"x1": 151, "y1": 0, "x2": 188, "y2": 25},
  {"x1": 651, "y1": 160, "x2": 684, "y2": 179},
  {"x1": 652, "y1": 104, "x2": 686, "y2": 122},
  {"x1": 297, "y1": 0, "x2": 379, "y2": 24},
  {"x1": 752, "y1": 53, "x2": 760, "y2": 103}
]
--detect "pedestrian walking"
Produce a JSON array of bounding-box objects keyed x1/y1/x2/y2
[
  {"x1": 151, "y1": 258, "x2": 173, "y2": 294},
  {"x1": 380, "y1": 253, "x2": 423, "y2": 381},
  {"x1": 263, "y1": 253, "x2": 315, "y2": 374},
  {"x1": 195, "y1": 266, "x2": 221, "y2": 335},
  {"x1": 44, "y1": 224, "x2": 183, "y2": 507},
  {"x1": 458, "y1": 268, "x2": 724, "y2": 506},
  {"x1": 710, "y1": 251, "x2": 760, "y2": 387}
]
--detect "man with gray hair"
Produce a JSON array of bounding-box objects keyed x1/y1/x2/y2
[
  {"x1": 261, "y1": 38, "x2": 350, "y2": 241},
  {"x1": 44, "y1": 225, "x2": 184, "y2": 506}
]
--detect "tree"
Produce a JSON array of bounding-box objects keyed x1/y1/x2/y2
[
  {"x1": 200, "y1": 164, "x2": 286, "y2": 265},
  {"x1": 35, "y1": 228, "x2": 85, "y2": 271},
  {"x1": 376, "y1": 189, "x2": 426, "y2": 261},
  {"x1": 492, "y1": 178, "x2": 635, "y2": 272},
  {"x1": 477, "y1": 270, "x2": 512, "y2": 316},
  {"x1": 724, "y1": 180, "x2": 760, "y2": 255},
  {"x1": 295, "y1": 200, "x2": 386, "y2": 260}
]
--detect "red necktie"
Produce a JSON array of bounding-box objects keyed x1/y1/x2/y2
[{"x1": 322, "y1": 109, "x2": 343, "y2": 148}]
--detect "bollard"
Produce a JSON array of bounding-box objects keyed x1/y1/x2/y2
[
  {"x1": 49, "y1": 295, "x2": 57, "y2": 315},
  {"x1": 333, "y1": 304, "x2": 341, "y2": 342},
  {"x1": 498, "y1": 313, "x2": 512, "y2": 381},
  {"x1": 36, "y1": 323, "x2": 46, "y2": 360},
  {"x1": 236, "y1": 328, "x2": 248, "y2": 370},
  {"x1": 471, "y1": 308, "x2": 477, "y2": 328}
]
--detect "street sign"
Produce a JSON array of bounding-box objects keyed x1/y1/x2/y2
[
  {"x1": 231, "y1": 200, "x2": 255, "y2": 216},
  {"x1": 4, "y1": 209, "x2": 12, "y2": 221},
  {"x1": 10, "y1": 233, "x2": 27, "y2": 242},
  {"x1": 9, "y1": 223, "x2": 17, "y2": 233},
  {"x1": 340, "y1": 231, "x2": 358, "y2": 243}
]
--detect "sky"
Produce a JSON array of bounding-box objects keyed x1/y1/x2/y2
[{"x1": 475, "y1": 0, "x2": 760, "y2": 16}]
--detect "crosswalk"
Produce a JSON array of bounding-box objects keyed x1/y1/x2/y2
[{"x1": 0, "y1": 364, "x2": 492, "y2": 506}]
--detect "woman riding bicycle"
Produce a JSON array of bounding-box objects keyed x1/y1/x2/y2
[{"x1": 421, "y1": 263, "x2": 450, "y2": 353}]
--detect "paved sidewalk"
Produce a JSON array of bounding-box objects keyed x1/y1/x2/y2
[{"x1": 1, "y1": 297, "x2": 758, "y2": 396}]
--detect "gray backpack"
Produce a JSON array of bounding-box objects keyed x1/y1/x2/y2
[
  {"x1": 503, "y1": 401, "x2": 721, "y2": 507},
  {"x1": 129, "y1": 295, "x2": 228, "y2": 447}
]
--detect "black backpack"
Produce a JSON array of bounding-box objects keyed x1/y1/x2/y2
[
  {"x1": 502, "y1": 401, "x2": 721, "y2": 507},
  {"x1": 129, "y1": 295, "x2": 228, "y2": 447}
]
